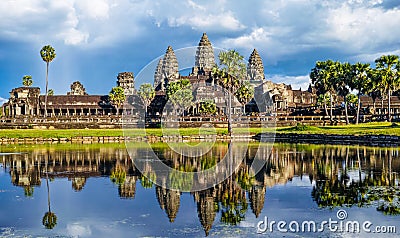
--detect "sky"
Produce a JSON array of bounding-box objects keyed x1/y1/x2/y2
[{"x1": 1, "y1": 0, "x2": 400, "y2": 105}]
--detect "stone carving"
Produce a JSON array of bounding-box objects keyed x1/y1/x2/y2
[
  {"x1": 117, "y1": 72, "x2": 135, "y2": 95},
  {"x1": 247, "y1": 49, "x2": 265, "y2": 81},
  {"x1": 67, "y1": 81, "x2": 87, "y2": 96}
]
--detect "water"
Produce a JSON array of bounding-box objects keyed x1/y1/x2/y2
[{"x1": 0, "y1": 143, "x2": 399, "y2": 237}]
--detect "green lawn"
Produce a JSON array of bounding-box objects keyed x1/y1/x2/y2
[{"x1": 0, "y1": 122, "x2": 399, "y2": 139}]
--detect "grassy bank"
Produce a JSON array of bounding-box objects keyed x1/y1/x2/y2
[{"x1": 0, "y1": 122, "x2": 399, "y2": 139}]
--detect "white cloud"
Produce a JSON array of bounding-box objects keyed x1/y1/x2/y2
[
  {"x1": 66, "y1": 223, "x2": 92, "y2": 237},
  {"x1": 0, "y1": 97, "x2": 7, "y2": 106},
  {"x1": 269, "y1": 75, "x2": 311, "y2": 91},
  {"x1": 168, "y1": 12, "x2": 244, "y2": 31},
  {"x1": 325, "y1": 4, "x2": 400, "y2": 52}
]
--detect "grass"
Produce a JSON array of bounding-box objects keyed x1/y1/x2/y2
[
  {"x1": 277, "y1": 122, "x2": 400, "y2": 136},
  {"x1": 0, "y1": 122, "x2": 400, "y2": 139}
]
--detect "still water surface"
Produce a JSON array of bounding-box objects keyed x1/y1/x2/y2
[{"x1": 0, "y1": 143, "x2": 399, "y2": 237}]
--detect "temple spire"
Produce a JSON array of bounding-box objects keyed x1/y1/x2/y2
[
  {"x1": 194, "y1": 33, "x2": 215, "y2": 74},
  {"x1": 154, "y1": 46, "x2": 179, "y2": 91},
  {"x1": 162, "y1": 46, "x2": 179, "y2": 81},
  {"x1": 154, "y1": 59, "x2": 164, "y2": 91},
  {"x1": 247, "y1": 49, "x2": 265, "y2": 81}
]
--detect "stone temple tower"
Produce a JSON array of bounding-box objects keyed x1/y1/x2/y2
[
  {"x1": 193, "y1": 33, "x2": 215, "y2": 75},
  {"x1": 154, "y1": 46, "x2": 179, "y2": 91},
  {"x1": 162, "y1": 46, "x2": 179, "y2": 81},
  {"x1": 154, "y1": 58, "x2": 164, "y2": 91},
  {"x1": 247, "y1": 49, "x2": 265, "y2": 82},
  {"x1": 117, "y1": 72, "x2": 135, "y2": 95}
]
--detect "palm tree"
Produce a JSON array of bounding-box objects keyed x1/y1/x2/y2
[
  {"x1": 336, "y1": 62, "x2": 351, "y2": 124},
  {"x1": 348, "y1": 63, "x2": 371, "y2": 124},
  {"x1": 22, "y1": 75, "x2": 33, "y2": 87},
  {"x1": 375, "y1": 55, "x2": 400, "y2": 122},
  {"x1": 235, "y1": 81, "x2": 254, "y2": 115},
  {"x1": 213, "y1": 50, "x2": 247, "y2": 135},
  {"x1": 366, "y1": 69, "x2": 383, "y2": 115},
  {"x1": 48, "y1": 89, "x2": 54, "y2": 96},
  {"x1": 109, "y1": 86, "x2": 126, "y2": 116},
  {"x1": 40, "y1": 45, "x2": 56, "y2": 117},
  {"x1": 310, "y1": 60, "x2": 338, "y2": 121},
  {"x1": 138, "y1": 83, "x2": 155, "y2": 116},
  {"x1": 42, "y1": 161, "x2": 57, "y2": 229}
]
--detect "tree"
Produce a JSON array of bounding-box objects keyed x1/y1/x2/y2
[
  {"x1": 336, "y1": 62, "x2": 351, "y2": 124},
  {"x1": 348, "y1": 63, "x2": 371, "y2": 124},
  {"x1": 366, "y1": 69, "x2": 383, "y2": 115},
  {"x1": 213, "y1": 50, "x2": 247, "y2": 135},
  {"x1": 310, "y1": 60, "x2": 338, "y2": 121},
  {"x1": 22, "y1": 75, "x2": 33, "y2": 87},
  {"x1": 42, "y1": 163, "x2": 57, "y2": 229},
  {"x1": 40, "y1": 45, "x2": 56, "y2": 117},
  {"x1": 375, "y1": 55, "x2": 400, "y2": 122},
  {"x1": 138, "y1": 83, "x2": 155, "y2": 116},
  {"x1": 166, "y1": 79, "x2": 193, "y2": 115},
  {"x1": 235, "y1": 81, "x2": 254, "y2": 115},
  {"x1": 48, "y1": 89, "x2": 54, "y2": 96},
  {"x1": 109, "y1": 86, "x2": 126, "y2": 115},
  {"x1": 198, "y1": 99, "x2": 217, "y2": 115}
]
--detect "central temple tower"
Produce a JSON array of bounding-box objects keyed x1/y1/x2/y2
[{"x1": 193, "y1": 33, "x2": 215, "y2": 75}]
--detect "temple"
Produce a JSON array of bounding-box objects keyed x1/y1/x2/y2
[{"x1": 2, "y1": 33, "x2": 398, "y2": 125}]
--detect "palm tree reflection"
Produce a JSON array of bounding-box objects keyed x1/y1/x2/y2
[{"x1": 42, "y1": 157, "x2": 57, "y2": 229}]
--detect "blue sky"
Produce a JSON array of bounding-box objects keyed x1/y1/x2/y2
[{"x1": 1, "y1": 0, "x2": 400, "y2": 105}]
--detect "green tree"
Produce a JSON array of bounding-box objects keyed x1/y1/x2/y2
[
  {"x1": 109, "y1": 86, "x2": 126, "y2": 115},
  {"x1": 235, "y1": 81, "x2": 254, "y2": 115},
  {"x1": 22, "y1": 75, "x2": 33, "y2": 87},
  {"x1": 138, "y1": 83, "x2": 155, "y2": 116},
  {"x1": 348, "y1": 63, "x2": 371, "y2": 124},
  {"x1": 213, "y1": 50, "x2": 247, "y2": 135},
  {"x1": 198, "y1": 99, "x2": 217, "y2": 115},
  {"x1": 310, "y1": 60, "x2": 338, "y2": 121},
  {"x1": 40, "y1": 45, "x2": 56, "y2": 117},
  {"x1": 336, "y1": 62, "x2": 352, "y2": 124},
  {"x1": 166, "y1": 79, "x2": 193, "y2": 115},
  {"x1": 47, "y1": 89, "x2": 54, "y2": 96},
  {"x1": 366, "y1": 69, "x2": 383, "y2": 114},
  {"x1": 375, "y1": 55, "x2": 400, "y2": 122}
]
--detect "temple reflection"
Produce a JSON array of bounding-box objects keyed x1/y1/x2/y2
[{"x1": 1, "y1": 143, "x2": 399, "y2": 235}]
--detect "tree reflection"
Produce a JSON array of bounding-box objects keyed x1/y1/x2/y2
[
  {"x1": 42, "y1": 158, "x2": 57, "y2": 229},
  {"x1": 312, "y1": 147, "x2": 400, "y2": 215},
  {"x1": 2, "y1": 143, "x2": 400, "y2": 235}
]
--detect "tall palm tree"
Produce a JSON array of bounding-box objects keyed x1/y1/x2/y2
[
  {"x1": 22, "y1": 75, "x2": 33, "y2": 87},
  {"x1": 336, "y1": 62, "x2": 351, "y2": 124},
  {"x1": 375, "y1": 55, "x2": 400, "y2": 122},
  {"x1": 310, "y1": 60, "x2": 337, "y2": 121},
  {"x1": 366, "y1": 69, "x2": 383, "y2": 115},
  {"x1": 40, "y1": 45, "x2": 56, "y2": 117},
  {"x1": 348, "y1": 63, "x2": 371, "y2": 124},
  {"x1": 213, "y1": 50, "x2": 246, "y2": 135}
]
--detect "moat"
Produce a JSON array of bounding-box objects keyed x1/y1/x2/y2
[{"x1": 0, "y1": 143, "x2": 399, "y2": 237}]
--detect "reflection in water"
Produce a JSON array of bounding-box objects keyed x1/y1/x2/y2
[
  {"x1": 42, "y1": 161, "x2": 57, "y2": 230},
  {"x1": 1, "y1": 143, "x2": 399, "y2": 236}
]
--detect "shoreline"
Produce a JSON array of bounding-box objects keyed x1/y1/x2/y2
[{"x1": 1, "y1": 132, "x2": 399, "y2": 147}]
